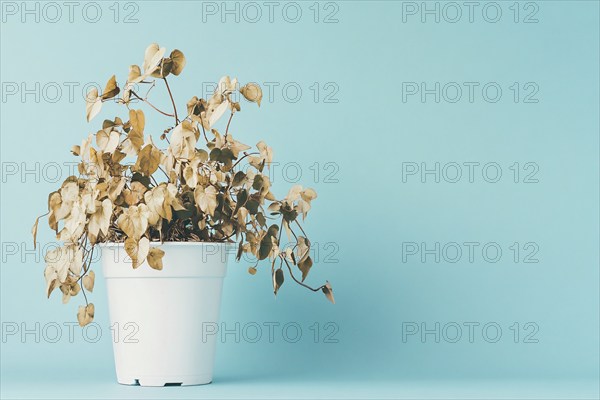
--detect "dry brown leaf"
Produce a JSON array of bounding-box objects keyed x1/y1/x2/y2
[
  {"x1": 170, "y1": 49, "x2": 186, "y2": 75},
  {"x1": 147, "y1": 247, "x2": 165, "y2": 270},
  {"x1": 83, "y1": 270, "x2": 95, "y2": 292},
  {"x1": 298, "y1": 256, "x2": 313, "y2": 282},
  {"x1": 124, "y1": 237, "x2": 150, "y2": 269},
  {"x1": 117, "y1": 204, "x2": 150, "y2": 240},
  {"x1": 134, "y1": 144, "x2": 162, "y2": 176},
  {"x1": 273, "y1": 268, "x2": 284, "y2": 295},
  {"x1": 240, "y1": 83, "x2": 263, "y2": 106},
  {"x1": 322, "y1": 281, "x2": 335, "y2": 304},
  {"x1": 101, "y1": 75, "x2": 120, "y2": 100},
  {"x1": 194, "y1": 185, "x2": 217, "y2": 216},
  {"x1": 77, "y1": 303, "x2": 95, "y2": 327}
]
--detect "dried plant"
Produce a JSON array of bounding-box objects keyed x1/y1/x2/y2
[{"x1": 33, "y1": 43, "x2": 334, "y2": 327}]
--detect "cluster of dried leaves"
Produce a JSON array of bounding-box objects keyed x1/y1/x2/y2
[{"x1": 33, "y1": 44, "x2": 334, "y2": 327}]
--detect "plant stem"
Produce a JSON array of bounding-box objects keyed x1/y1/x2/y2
[
  {"x1": 130, "y1": 90, "x2": 175, "y2": 118},
  {"x1": 231, "y1": 152, "x2": 260, "y2": 170},
  {"x1": 282, "y1": 257, "x2": 324, "y2": 292},
  {"x1": 295, "y1": 220, "x2": 308, "y2": 237},
  {"x1": 224, "y1": 112, "x2": 234, "y2": 141},
  {"x1": 163, "y1": 77, "x2": 179, "y2": 124}
]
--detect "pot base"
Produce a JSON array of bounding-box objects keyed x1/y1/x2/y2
[{"x1": 118, "y1": 374, "x2": 213, "y2": 387}]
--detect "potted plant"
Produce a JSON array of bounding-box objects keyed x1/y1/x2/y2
[{"x1": 32, "y1": 43, "x2": 334, "y2": 386}]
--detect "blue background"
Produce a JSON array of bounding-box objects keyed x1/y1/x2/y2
[{"x1": 1, "y1": 1, "x2": 599, "y2": 398}]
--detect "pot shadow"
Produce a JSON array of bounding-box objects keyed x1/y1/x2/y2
[{"x1": 212, "y1": 371, "x2": 314, "y2": 385}]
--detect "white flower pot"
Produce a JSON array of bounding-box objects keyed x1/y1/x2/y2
[{"x1": 100, "y1": 242, "x2": 233, "y2": 386}]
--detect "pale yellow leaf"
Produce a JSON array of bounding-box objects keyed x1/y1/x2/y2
[
  {"x1": 96, "y1": 128, "x2": 120, "y2": 154},
  {"x1": 85, "y1": 87, "x2": 102, "y2": 122},
  {"x1": 124, "y1": 237, "x2": 150, "y2": 269},
  {"x1": 194, "y1": 185, "x2": 217, "y2": 216},
  {"x1": 240, "y1": 83, "x2": 263, "y2": 106},
  {"x1": 77, "y1": 303, "x2": 95, "y2": 327},
  {"x1": 83, "y1": 270, "x2": 95, "y2": 292}
]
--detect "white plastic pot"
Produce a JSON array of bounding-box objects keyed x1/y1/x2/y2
[{"x1": 100, "y1": 242, "x2": 233, "y2": 386}]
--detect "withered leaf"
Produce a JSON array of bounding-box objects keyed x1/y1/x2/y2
[
  {"x1": 124, "y1": 236, "x2": 150, "y2": 269},
  {"x1": 258, "y1": 236, "x2": 272, "y2": 260},
  {"x1": 134, "y1": 144, "x2": 162, "y2": 176},
  {"x1": 101, "y1": 75, "x2": 120, "y2": 100},
  {"x1": 170, "y1": 49, "x2": 186, "y2": 76},
  {"x1": 298, "y1": 256, "x2": 313, "y2": 282},
  {"x1": 273, "y1": 268, "x2": 284, "y2": 295},
  {"x1": 83, "y1": 270, "x2": 95, "y2": 292},
  {"x1": 194, "y1": 185, "x2": 217, "y2": 216},
  {"x1": 147, "y1": 247, "x2": 165, "y2": 270},
  {"x1": 322, "y1": 281, "x2": 335, "y2": 304},
  {"x1": 77, "y1": 303, "x2": 95, "y2": 327},
  {"x1": 240, "y1": 83, "x2": 263, "y2": 106},
  {"x1": 85, "y1": 87, "x2": 102, "y2": 122}
]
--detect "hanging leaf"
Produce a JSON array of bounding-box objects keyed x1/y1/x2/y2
[
  {"x1": 88, "y1": 198, "x2": 112, "y2": 243},
  {"x1": 322, "y1": 281, "x2": 335, "y2": 304},
  {"x1": 236, "y1": 240, "x2": 244, "y2": 261},
  {"x1": 77, "y1": 303, "x2": 95, "y2": 327},
  {"x1": 258, "y1": 235, "x2": 273, "y2": 260},
  {"x1": 147, "y1": 247, "x2": 165, "y2": 270},
  {"x1": 248, "y1": 266, "x2": 257, "y2": 275},
  {"x1": 256, "y1": 212, "x2": 267, "y2": 227},
  {"x1": 298, "y1": 256, "x2": 313, "y2": 282},
  {"x1": 124, "y1": 237, "x2": 150, "y2": 269},
  {"x1": 44, "y1": 266, "x2": 59, "y2": 298},
  {"x1": 273, "y1": 268, "x2": 284, "y2": 295},
  {"x1": 234, "y1": 189, "x2": 248, "y2": 213},
  {"x1": 83, "y1": 270, "x2": 95, "y2": 292}
]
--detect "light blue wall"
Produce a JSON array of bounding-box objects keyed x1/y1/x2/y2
[{"x1": 1, "y1": 0, "x2": 598, "y2": 392}]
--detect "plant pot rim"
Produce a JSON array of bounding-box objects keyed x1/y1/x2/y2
[{"x1": 98, "y1": 241, "x2": 235, "y2": 248}]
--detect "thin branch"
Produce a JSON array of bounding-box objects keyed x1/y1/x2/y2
[
  {"x1": 130, "y1": 90, "x2": 175, "y2": 118},
  {"x1": 202, "y1": 126, "x2": 209, "y2": 142},
  {"x1": 224, "y1": 112, "x2": 234, "y2": 141},
  {"x1": 198, "y1": 116, "x2": 209, "y2": 142},
  {"x1": 163, "y1": 77, "x2": 179, "y2": 124},
  {"x1": 277, "y1": 216, "x2": 284, "y2": 245},
  {"x1": 282, "y1": 256, "x2": 324, "y2": 292},
  {"x1": 231, "y1": 152, "x2": 260, "y2": 170},
  {"x1": 295, "y1": 220, "x2": 308, "y2": 238}
]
